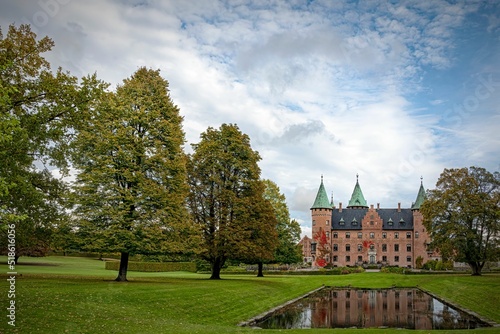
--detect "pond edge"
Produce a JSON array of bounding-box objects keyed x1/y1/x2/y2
[
  {"x1": 416, "y1": 286, "x2": 500, "y2": 328},
  {"x1": 238, "y1": 285, "x2": 327, "y2": 327},
  {"x1": 239, "y1": 285, "x2": 499, "y2": 328}
]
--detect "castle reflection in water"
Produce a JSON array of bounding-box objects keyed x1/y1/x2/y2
[{"x1": 256, "y1": 288, "x2": 487, "y2": 330}]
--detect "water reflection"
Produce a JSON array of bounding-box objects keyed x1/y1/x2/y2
[{"x1": 255, "y1": 288, "x2": 488, "y2": 330}]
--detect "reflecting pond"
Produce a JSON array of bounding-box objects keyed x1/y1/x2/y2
[{"x1": 254, "y1": 288, "x2": 489, "y2": 330}]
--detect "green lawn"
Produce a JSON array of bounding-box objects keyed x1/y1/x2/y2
[{"x1": 0, "y1": 256, "x2": 499, "y2": 333}]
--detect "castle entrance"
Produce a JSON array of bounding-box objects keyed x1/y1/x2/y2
[{"x1": 368, "y1": 248, "x2": 377, "y2": 264}]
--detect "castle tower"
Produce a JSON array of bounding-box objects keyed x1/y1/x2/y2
[
  {"x1": 411, "y1": 177, "x2": 435, "y2": 267},
  {"x1": 310, "y1": 175, "x2": 333, "y2": 266},
  {"x1": 347, "y1": 174, "x2": 368, "y2": 209}
]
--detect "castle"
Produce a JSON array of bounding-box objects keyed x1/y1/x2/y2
[{"x1": 299, "y1": 175, "x2": 440, "y2": 268}]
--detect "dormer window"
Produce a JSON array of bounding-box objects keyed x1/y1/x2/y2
[
  {"x1": 399, "y1": 218, "x2": 405, "y2": 224},
  {"x1": 388, "y1": 218, "x2": 393, "y2": 226},
  {"x1": 339, "y1": 217, "x2": 345, "y2": 225},
  {"x1": 351, "y1": 218, "x2": 357, "y2": 226}
]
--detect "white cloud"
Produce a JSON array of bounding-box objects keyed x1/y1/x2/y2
[{"x1": 1, "y1": 0, "x2": 498, "y2": 239}]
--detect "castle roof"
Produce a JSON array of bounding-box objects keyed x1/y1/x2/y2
[
  {"x1": 411, "y1": 178, "x2": 426, "y2": 210},
  {"x1": 331, "y1": 208, "x2": 414, "y2": 230},
  {"x1": 347, "y1": 174, "x2": 368, "y2": 208},
  {"x1": 311, "y1": 176, "x2": 332, "y2": 209}
]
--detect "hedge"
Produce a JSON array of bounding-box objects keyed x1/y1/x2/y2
[
  {"x1": 105, "y1": 261, "x2": 197, "y2": 272},
  {"x1": 199, "y1": 267, "x2": 364, "y2": 275}
]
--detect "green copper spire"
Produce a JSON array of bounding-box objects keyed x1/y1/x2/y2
[
  {"x1": 347, "y1": 174, "x2": 368, "y2": 208},
  {"x1": 411, "y1": 177, "x2": 426, "y2": 210},
  {"x1": 311, "y1": 175, "x2": 332, "y2": 209}
]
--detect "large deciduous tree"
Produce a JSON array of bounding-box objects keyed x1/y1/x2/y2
[
  {"x1": 420, "y1": 167, "x2": 499, "y2": 275},
  {"x1": 0, "y1": 24, "x2": 105, "y2": 262},
  {"x1": 187, "y1": 124, "x2": 277, "y2": 279},
  {"x1": 262, "y1": 180, "x2": 302, "y2": 267},
  {"x1": 72, "y1": 68, "x2": 192, "y2": 281}
]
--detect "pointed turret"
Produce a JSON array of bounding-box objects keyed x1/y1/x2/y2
[
  {"x1": 347, "y1": 174, "x2": 368, "y2": 208},
  {"x1": 411, "y1": 177, "x2": 426, "y2": 210},
  {"x1": 311, "y1": 175, "x2": 331, "y2": 209}
]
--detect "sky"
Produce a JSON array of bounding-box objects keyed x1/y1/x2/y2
[{"x1": 1, "y1": 0, "x2": 499, "y2": 238}]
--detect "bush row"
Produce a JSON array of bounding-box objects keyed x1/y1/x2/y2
[
  {"x1": 198, "y1": 266, "x2": 365, "y2": 275},
  {"x1": 105, "y1": 261, "x2": 197, "y2": 272}
]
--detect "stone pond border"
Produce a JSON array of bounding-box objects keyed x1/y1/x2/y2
[{"x1": 238, "y1": 285, "x2": 327, "y2": 327}]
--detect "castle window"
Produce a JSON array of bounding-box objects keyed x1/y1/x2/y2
[
  {"x1": 333, "y1": 255, "x2": 338, "y2": 262},
  {"x1": 370, "y1": 232, "x2": 375, "y2": 239},
  {"x1": 351, "y1": 218, "x2": 357, "y2": 226},
  {"x1": 333, "y1": 244, "x2": 338, "y2": 251},
  {"x1": 357, "y1": 255, "x2": 363, "y2": 262},
  {"x1": 346, "y1": 232, "x2": 350, "y2": 238},
  {"x1": 346, "y1": 255, "x2": 351, "y2": 262},
  {"x1": 382, "y1": 256, "x2": 387, "y2": 262},
  {"x1": 382, "y1": 244, "x2": 387, "y2": 252},
  {"x1": 346, "y1": 244, "x2": 351, "y2": 252},
  {"x1": 394, "y1": 232, "x2": 399, "y2": 239},
  {"x1": 357, "y1": 244, "x2": 362, "y2": 252},
  {"x1": 326, "y1": 232, "x2": 330, "y2": 238},
  {"x1": 388, "y1": 218, "x2": 393, "y2": 226},
  {"x1": 394, "y1": 256, "x2": 399, "y2": 262},
  {"x1": 339, "y1": 218, "x2": 345, "y2": 225},
  {"x1": 382, "y1": 232, "x2": 387, "y2": 239},
  {"x1": 370, "y1": 220, "x2": 374, "y2": 225},
  {"x1": 415, "y1": 232, "x2": 419, "y2": 238},
  {"x1": 326, "y1": 220, "x2": 329, "y2": 225},
  {"x1": 313, "y1": 220, "x2": 316, "y2": 226},
  {"x1": 394, "y1": 244, "x2": 399, "y2": 252},
  {"x1": 406, "y1": 232, "x2": 411, "y2": 239},
  {"x1": 407, "y1": 244, "x2": 411, "y2": 252},
  {"x1": 333, "y1": 232, "x2": 338, "y2": 239},
  {"x1": 407, "y1": 256, "x2": 412, "y2": 262},
  {"x1": 399, "y1": 218, "x2": 405, "y2": 224}
]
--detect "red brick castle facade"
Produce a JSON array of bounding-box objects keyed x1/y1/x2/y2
[{"x1": 299, "y1": 176, "x2": 439, "y2": 268}]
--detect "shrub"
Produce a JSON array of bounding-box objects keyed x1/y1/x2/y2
[
  {"x1": 380, "y1": 266, "x2": 405, "y2": 274},
  {"x1": 422, "y1": 260, "x2": 452, "y2": 271},
  {"x1": 105, "y1": 261, "x2": 196, "y2": 272},
  {"x1": 416, "y1": 256, "x2": 424, "y2": 269}
]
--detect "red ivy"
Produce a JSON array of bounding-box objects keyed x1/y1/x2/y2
[
  {"x1": 316, "y1": 258, "x2": 327, "y2": 267},
  {"x1": 362, "y1": 240, "x2": 374, "y2": 249}
]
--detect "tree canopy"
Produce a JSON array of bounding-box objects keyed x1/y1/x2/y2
[
  {"x1": 420, "y1": 167, "x2": 500, "y2": 275},
  {"x1": 187, "y1": 124, "x2": 277, "y2": 279},
  {"x1": 0, "y1": 24, "x2": 105, "y2": 262},
  {"x1": 262, "y1": 179, "x2": 302, "y2": 265},
  {"x1": 72, "y1": 67, "x2": 193, "y2": 281}
]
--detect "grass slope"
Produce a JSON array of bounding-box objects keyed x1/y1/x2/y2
[{"x1": 0, "y1": 256, "x2": 499, "y2": 333}]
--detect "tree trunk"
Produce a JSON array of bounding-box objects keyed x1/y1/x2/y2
[
  {"x1": 469, "y1": 261, "x2": 482, "y2": 276},
  {"x1": 210, "y1": 257, "x2": 223, "y2": 279},
  {"x1": 257, "y1": 262, "x2": 264, "y2": 277},
  {"x1": 115, "y1": 252, "x2": 129, "y2": 282}
]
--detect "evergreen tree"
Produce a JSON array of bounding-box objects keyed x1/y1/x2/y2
[{"x1": 72, "y1": 68, "x2": 192, "y2": 281}]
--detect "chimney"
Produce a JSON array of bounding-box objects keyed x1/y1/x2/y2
[
  {"x1": 370, "y1": 204, "x2": 374, "y2": 209},
  {"x1": 339, "y1": 202, "x2": 342, "y2": 213},
  {"x1": 377, "y1": 203, "x2": 380, "y2": 210},
  {"x1": 397, "y1": 202, "x2": 401, "y2": 212}
]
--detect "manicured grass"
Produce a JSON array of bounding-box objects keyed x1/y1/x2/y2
[{"x1": 0, "y1": 256, "x2": 499, "y2": 333}]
